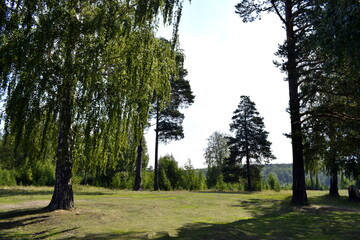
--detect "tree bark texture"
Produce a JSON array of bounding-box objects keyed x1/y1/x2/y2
[
  {"x1": 133, "y1": 140, "x2": 143, "y2": 191},
  {"x1": 285, "y1": 0, "x2": 307, "y2": 204},
  {"x1": 329, "y1": 165, "x2": 339, "y2": 197},
  {"x1": 48, "y1": 84, "x2": 74, "y2": 210}
]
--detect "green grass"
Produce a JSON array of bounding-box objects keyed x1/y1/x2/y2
[{"x1": 1, "y1": 186, "x2": 360, "y2": 239}]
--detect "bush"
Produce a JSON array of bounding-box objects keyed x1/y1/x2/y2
[
  {"x1": 0, "y1": 168, "x2": 17, "y2": 186},
  {"x1": 159, "y1": 155, "x2": 182, "y2": 190},
  {"x1": 267, "y1": 173, "x2": 281, "y2": 192},
  {"x1": 111, "y1": 171, "x2": 133, "y2": 189},
  {"x1": 142, "y1": 171, "x2": 154, "y2": 190},
  {"x1": 159, "y1": 168, "x2": 172, "y2": 190},
  {"x1": 206, "y1": 167, "x2": 223, "y2": 189},
  {"x1": 32, "y1": 162, "x2": 55, "y2": 186}
]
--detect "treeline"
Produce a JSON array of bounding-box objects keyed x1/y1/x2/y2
[{"x1": 262, "y1": 164, "x2": 360, "y2": 191}]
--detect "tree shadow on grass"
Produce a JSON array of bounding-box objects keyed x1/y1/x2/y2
[
  {"x1": 0, "y1": 188, "x2": 114, "y2": 198},
  {"x1": 0, "y1": 207, "x2": 80, "y2": 240},
  {"x1": 153, "y1": 197, "x2": 360, "y2": 240},
  {"x1": 0, "y1": 188, "x2": 53, "y2": 197},
  {"x1": 0, "y1": 227, "x2": 79, "y2": 240},
  {"x1": 59, "y1": 231, "x2": 169, "y2": 240},
  {"x1": 0, "y1": 207, "x2": 49, "y2": 221},
  {"x1": 308, "y1": 193, "x2": 360, "y2": 210}
]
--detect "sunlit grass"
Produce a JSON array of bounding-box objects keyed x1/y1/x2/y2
[{"x1": 1, "y1": 186, "x2": 359, "y2": 239}]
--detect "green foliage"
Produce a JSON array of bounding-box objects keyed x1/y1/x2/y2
[
  {"x1": 206, "y1": 167, "x2": 223, "y2": 189},
  {"x1": 159, "y1": 167, "x2": 173, "y2": 191},
  {"x1": 111, "y1": 172, "x2": 134, "y2": 190},
  {"x1": 204, "y1": 131, "x2": 230, "y2": 169},
  {"x1": 0, "y1": 168, "x2": 16, "y2": 186},
  {"x1": 154, "y1": 51, "x2": 195, "y2": 144},
  {"x1": 158, "y1": 156, "x2": 205, "y2": 191},
  {"x1": 159, "y1": 155, "x2": 182, "y2": 190},
  {"x1": 32, "y1": 161, "x2": 55, "y2": 186},
  {"x1": 182, "y1": 159, "x2": 205, "y2": 191},
  {"x1": 339, "y1": 176, "x2": 355, "y2": 190},
  {"x1": 0, "y1": 0, "x2": 188, "y2": 207},
  {"x1": 228, "y1": 96, "x2": 275, "y2": 191},
  {"x1": 267, "y1": 173, "x2": 281, "y2": 192},
  {"x1": 142, "y1": 170, "x2": 154, "y2": 190}
]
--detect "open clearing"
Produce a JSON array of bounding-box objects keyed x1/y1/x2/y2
[{"x1": 1, "y1": 186, "x2": 360, "y2": 239}]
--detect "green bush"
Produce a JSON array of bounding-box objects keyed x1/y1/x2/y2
[
  {"x1": 0, "y1": 168, "x2": 17, "y2": 186},
  {"x1": 111, "y1": 171, "x2": 133, "y2": 189},
  {"x1": 159, "y1": 168, "x2": 172, "y2": 190},
  {"x1": 206, "y1": 167, "x2": 223, "y2": 189},
  {"x1": 32, "y1": 162, "x2": 55, "y2": 186},
  {"x1": 142, "y1": 171, "x2": 154, "y2": 190},
  {"x1": 267, "y1": 173, "x2": 281, "y2": 192},
  {"x1": 17, "y1": 168, "x2": 33, "y2": 186}
]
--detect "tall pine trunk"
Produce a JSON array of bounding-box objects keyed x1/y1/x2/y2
[
  {"x1": 48, "y1": 83, "x2": 74, "y2": 211},
  {"x1": 154, "y1": 104, "x2": 160, "y2": 191},
  {"x1": 285, "y1": 0, "x2": 307, "y2": 204},
  {"x1": 133, "y1": 138, "x2": 143, "y2": 191}
]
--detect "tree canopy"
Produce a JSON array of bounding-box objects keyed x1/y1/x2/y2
[{"x1": 0, "y1": 0, "x2": 188, "y2": 210}]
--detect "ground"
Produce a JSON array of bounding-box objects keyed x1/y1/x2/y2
[{"x1": 1, "y1": 186, "x2": 360, "y2": 239}]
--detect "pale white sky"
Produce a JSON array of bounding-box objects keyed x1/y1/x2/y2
[{"x1": 146, "y1": 0, "x2": 292, "y2": 169}]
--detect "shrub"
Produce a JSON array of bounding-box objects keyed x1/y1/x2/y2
[
  {"x1": 0, "y1": 168, "x2": 17, "y2": 186},
  {"x1": 32, "y1": 162, "x2": 55, "y2": 186},
  {"x1": 267, "y1": 173, "x2": 281, "y2": 192},
  {"x1": 206, "y1": 167, "x2": 223, "y2": 189},
  {"x1": 111, "y1": 171, "x2": 133, "y2": 189},
  {"x1": 142, "y1": 171, "x2": 154, "y2": 190}
]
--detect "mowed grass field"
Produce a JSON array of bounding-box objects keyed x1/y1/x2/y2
[{"x1": 1, "y1": 186, "x2": 360, "y2": 239}]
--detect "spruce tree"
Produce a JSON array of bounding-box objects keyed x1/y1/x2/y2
[{"x1": 229, "y1": 96, "x2": 275, "y2": 191}]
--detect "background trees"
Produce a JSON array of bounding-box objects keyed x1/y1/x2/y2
[
  {"x1": 235, "y1": 0, "x2": 359, "y2": 201},
  {"x1": 228, "y1": 96, "x2": 275, "y2": 191},
  {"x1": 203, "y1": 131, "x2": 229, "y2": 188}
]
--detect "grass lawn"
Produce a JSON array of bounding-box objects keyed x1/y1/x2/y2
[{"x1": 1, "y1": 186, "x2": 360, "y2": 239}]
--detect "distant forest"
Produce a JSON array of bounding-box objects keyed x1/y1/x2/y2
[{"x1": 199, "y1": 163, "x2": 358, "y2": 191}]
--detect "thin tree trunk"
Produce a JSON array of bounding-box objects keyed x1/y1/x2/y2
[
  {"x1": 246, "y1": 156, "x2": 252, "y2": 191},
  {"x1": 48, "y1": 83, "x2": 74, "y2": 211},
  {"x1": 154, "y1": 104, "x2": 160, "y2": 191},
  {"x1": 133, "y1": 137, "x2": 143, "y2": 191},
  {"x1": 329, "y1": 165, "x2": 339, "y2": 197},
  {"x1": 315, "y1": 173, "x2": 320, "y2": 190},
  {"x1": 310, "y1": 171, "x2": 314, "y2": 190},
  {"x1": 285, "y1": 0, "x2": 307, "y2": 204}
]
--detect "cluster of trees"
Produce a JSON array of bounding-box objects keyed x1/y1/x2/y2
[
  {"x1": 0, "y1": 0, "x2": 358, "y2": 209},
  {"x1": 158, "y1": 155, "x2": 206, "y2": 191},
  {"x1": 235, "y1": 0, "x2": 360, "y2": 202},
  {"x1": 0, "y1": 0, "x2": 193, "y2": 210},
  {"x1": 204, "y1": 96, "x2": 275, "y2": 192}
]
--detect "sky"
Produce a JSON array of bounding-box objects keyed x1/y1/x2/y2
[{"x1": 145, "y1": 0, "x2": 292, "y2": 169}]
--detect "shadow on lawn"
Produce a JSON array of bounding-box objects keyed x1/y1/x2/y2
[
  {"x1": 0, "y1": 188, "x2": 53, "y2": 197},
  {"x1": 152, "y1": 197, "x2": 360, "y2": 240},
  {"x1": 0, "y1": 207, "x2": 79, "y2": 240},
  {"x1": 0, "y1": 188, "x2": 114, "y2": 198},
  {"x1": 58, "y1": 196, "x2": 360, "y2": 240}
]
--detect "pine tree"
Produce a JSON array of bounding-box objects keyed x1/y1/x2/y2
[
  {"x1": 152, "y1": 51, "x2": 195, "y2": 190},
  {"x1": 229, "y1": 96, "x2": 275, "y2": 191}
]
